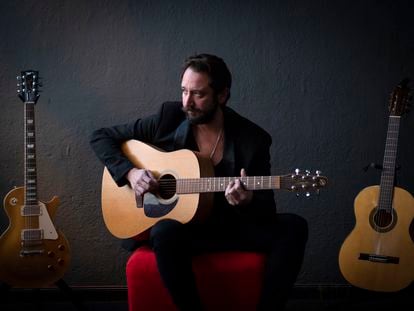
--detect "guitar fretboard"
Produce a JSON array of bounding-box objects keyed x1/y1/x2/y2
[
  {"x1": 24, "y1": 102, "x2": 38, "y2": 208},
  {"x1": 378, "y1": 115, "x2": 400, "y2": 211},
  {"x1": 176, "y1": 176, "x2": 281, "y2": 193}
]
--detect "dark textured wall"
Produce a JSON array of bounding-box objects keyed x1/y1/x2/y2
[{"x1": 1, "y1": 0, "x2": 413, "y2": 287}]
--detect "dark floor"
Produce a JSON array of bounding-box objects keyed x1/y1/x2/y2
[
  {"x1": 1, "y1": 284, "x2": 414, "y2": 310},
  {"x1": 1, "y1": 299, "x2": 413, "y2": 311}
]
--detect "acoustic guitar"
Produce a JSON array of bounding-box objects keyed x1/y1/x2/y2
[
  {"x1": 101, "y1": 139, "x2": 328, "y2": 240},
  {"x1": 0, "y1": 71, "x2": 71, "y2": 287},
  {"x1": 338, "y1": 79, "x2": 414, "y2": 292}
]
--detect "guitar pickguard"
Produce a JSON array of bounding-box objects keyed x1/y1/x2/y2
[
  {"x1": 38, "y1": 201, "x2": 58, "y2": 239},
  {"x1": 143, "y1": 193, "x2": 178, "y2": 218}
]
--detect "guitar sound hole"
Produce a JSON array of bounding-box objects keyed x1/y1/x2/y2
[
  {"x1": 370, "y1": 208, "x2": 397, "y2": 232},
  {"x1": 410, "y1": 218, "x2": 414, "y2": 243},
  {"x1": 158, "y1": 174, "x2": 176, "y2": 200}
]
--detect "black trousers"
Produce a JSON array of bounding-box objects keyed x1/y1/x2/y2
[{"x1": 149, "y1": 213, "x2": 308, "y2": 311}]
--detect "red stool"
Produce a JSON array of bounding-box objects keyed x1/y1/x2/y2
[{"x1": 126, "y1": 245, "x2": 266, "y2": 311}]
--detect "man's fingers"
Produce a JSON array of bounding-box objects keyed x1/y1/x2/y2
[
  {"x1": 135, "y1": 185, "x2": 146, "y2": 196},
  {"x1": 225, "y1": 170, "x2": 250, "y2": 205}
]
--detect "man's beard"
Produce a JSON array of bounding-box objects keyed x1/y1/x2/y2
[{"x1": 182, "y1": 101, "x2": 219, "y2": 125}]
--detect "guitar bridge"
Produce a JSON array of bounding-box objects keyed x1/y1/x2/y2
[
  {"x1": 21, "y1": 240, "x2": 43, "y2": 247},
  {"x1": 359, "y1": 253, "x2": 399, "y2": 264},
  {"x1": 20, "y1": 249, "x2": 45, "y2": 257}
]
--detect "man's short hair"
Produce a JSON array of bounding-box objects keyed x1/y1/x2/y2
[{"x1": 181, "y1": 53, "x2": 232, "y2": 102}]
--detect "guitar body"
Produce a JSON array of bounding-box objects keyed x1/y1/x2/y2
[
  {"x1": 0, "y1": 187, "x2": 71, "y2": 287},
  {"x1": 101, "y1": 140, "x2": 327, "y2": 240},
  {"x1": 339, "y1": 185, "x2": 414, "y2": 292},
  {"x1": 101, "y1": 140, "x2": 215, "y2": 239},
  {"x1": 339, "y1": 80, "x2": 414, "y2": 292}
]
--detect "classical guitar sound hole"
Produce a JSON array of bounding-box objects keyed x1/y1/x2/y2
[
  {"x1": 410, "y1": 218, "x2": 414, "y2": 243},
  {"x1": 158, "y1": 174, "x2": 176, "y2": 200},
  {"x1": 370, "y1": 207, "x2": 396, "y2": 233}
]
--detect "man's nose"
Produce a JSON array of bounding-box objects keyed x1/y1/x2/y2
[{"x1": 182, "y1": 93, "x2": 193, "y2": 108}]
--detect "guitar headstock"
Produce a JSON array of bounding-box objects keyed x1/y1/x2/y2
[
  {"x1": 389, "y1": 78, "x2": 411, "y2": 116},
  {"x1": 281, "y1": 169, "x2": 328, "y2": 197},
  {"x1": 17, "y1": 70, "x2": 41, "y2": 104}
]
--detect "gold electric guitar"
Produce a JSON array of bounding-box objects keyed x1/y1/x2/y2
[
  {"x1": 101, "y1": 140, "x2": 328, "y2": 240},
  {"x1": 0, "y1": 71, "x2": 71, "y2": 287},
  {"x1": 338, "y1": 79, "x2": 414, "y2": 292}
]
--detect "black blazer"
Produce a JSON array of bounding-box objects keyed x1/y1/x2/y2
[{"x1": 90, "y1": 101, "x2": 276, "y2": 226}]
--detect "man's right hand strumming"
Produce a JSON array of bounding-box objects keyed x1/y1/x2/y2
[{"x1": 126, "y1": 168, "x2": 159, "y2": 198}]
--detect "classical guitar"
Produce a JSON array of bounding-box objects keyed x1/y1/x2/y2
[
  {"x1": 338, "y1": 79, "x2": 414, "y2": 292},
  {"x1": 0, "y1": 71, "x2": 71, "y2": 287},
  {"x1": 101, "y1": 139, "x2": 328, "y2": 240}
]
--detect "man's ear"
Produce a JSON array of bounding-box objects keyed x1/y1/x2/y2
[{"x1": 217, "y1": 88, "x2": 230, "y2": 105}]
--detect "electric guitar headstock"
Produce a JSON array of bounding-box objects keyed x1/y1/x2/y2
[
  {"x1": 281, "y1": 169, "x2": 328, "y2": 197},
  {"x1": 389, "y1": 78, "x2": 411, "y2": 117},
  {"x1": 17, "y1": 70, "x2": 41, "y2": 104}
]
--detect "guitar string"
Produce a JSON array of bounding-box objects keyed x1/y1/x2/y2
[
  {"x1": 26, "y1": 103, "x2": 29, "y2": 241},
  {"x1": 377, "y1": 117, "x2": 399, "y2": 234},
  {"x1": 25, "y1": 103, "x2": 29, "y2": 243},
  {"x1": 156, "y1": 176, "x2": 279, "y2": 191},
  {"x1": 26, "y1": 103, "x2": 37, "y2": 243},
  {"x1": 27, "y1": 104, "x2": 32, "y2": 242}
]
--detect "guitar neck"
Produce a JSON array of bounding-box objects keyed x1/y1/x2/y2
[
  {"x1": 378, "y1": 115, "x2": 401, "y2": 209},
  {"x1": 24, "y1": 102, "x2": 39, "y2": 208},
  {"x1": 176, "y1": 176, "x2": 281, "y2": 194}
]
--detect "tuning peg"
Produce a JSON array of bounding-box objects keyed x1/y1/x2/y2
[
  {"x1": 291, "y1": 168, "x2": 300, "y2": 179},
  {"x1": 315, "y1": 170, "x2": 322, "y2": 176},
  {"x1": 305, "y1": 192, "x2": 311, "y2": 197}
]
